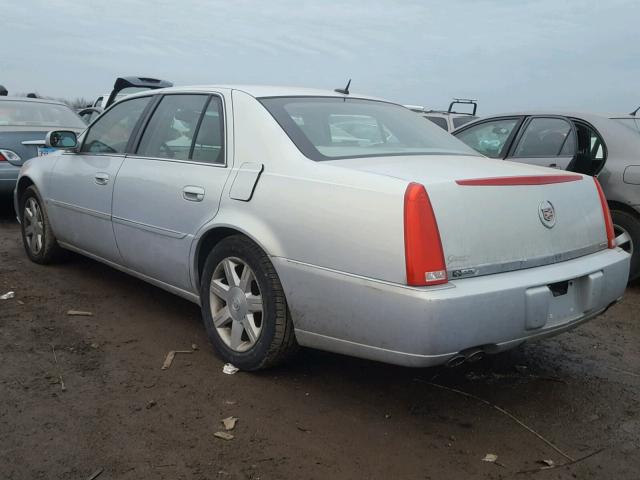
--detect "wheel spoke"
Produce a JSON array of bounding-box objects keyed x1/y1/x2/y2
[
  {"x1": 239, "y1": 265, "x2": 253, "y2": 292},
  {"x1": 24, "y1": 206, "x2": 34, "y2": 221},
  {"x1": 212, "y1": 306, "x2": 232, "y2": 327},
  {"x1": 615, "y1": 231, "x2": 631, "y2": 248},
  {"x1": 223, "y1": 259, "x2": 240, "y2": 287},
  {"x1": 35, "y1": 234, "x2": 43, "y2": 252},
  {"x1": 242, "y1": 316, "x2": 259, "y2": 344},
  {"x1": 230, "y1": 320, "x2": 244, "y2": 349},
  {"x1": 246, "y1": 294, "x2": 263, "y2": 313},
  {"x1": 210, "y1": 279, "x2": 230, "y2": 301}
]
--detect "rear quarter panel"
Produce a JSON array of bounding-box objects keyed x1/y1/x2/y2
[{"x1": 192, "y1": 89, "x2": 409, "y2": 288}]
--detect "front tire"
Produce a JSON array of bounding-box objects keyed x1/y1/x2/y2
[
  {"x1": 19, "y1": 186, "x2": 65, "y2": 264},
  {"x1": 611, "y1": 209, "x2": 640, "y2": 281},
  {"x1": 200, "y1": 235, "x2": 297, "y2": 370}
]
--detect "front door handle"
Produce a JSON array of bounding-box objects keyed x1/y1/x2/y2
[
  {"x1": 94, "y1": 172, "x2": 109, "y2": 185},
  {"x1": 182, "y1": 185, "x2": 205, "y2": 202}
]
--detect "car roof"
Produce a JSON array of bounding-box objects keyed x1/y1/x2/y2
[
  {"x1": 0, "y1": 96, "x2": 69, "y2": 107},
  {"x1": 122, "y1": 85, "x2": 386, "y2": 102},
  {"x1": 466, "y1": 111, "x2": 631, "y2": 122}
]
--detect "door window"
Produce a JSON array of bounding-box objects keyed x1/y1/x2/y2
[
  {"x1": 513, "y1": 117, "x2": 573, "y2": 157},
  {"x1": 137, "y1": 95, "x2": 209, "y2": 161},
  {"x1": 191, "y1": 97, "x2": 225, "y2": 164},
  {"x1": 455, "y1": 118, "x2": 519, "y2": 158},
  {"x1": 136, "y1": 94, "x2": 225, "y2": 164},
  {"x1": 81, "y1": 96, "x2": 151, "y2": 154}
]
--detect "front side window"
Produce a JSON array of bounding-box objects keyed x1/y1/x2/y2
[
  {"x1": 455, "y1": 118, "x2": 519, "y2": 158},
  {"x1": 513, "y1": 117, "x2": 573, "y2": 158},
  {"x1": 259, "y1": 97, "x2": 478, "y2": 161},
  {"x1": 81, "y1": 96, "x2": 151, "y2": 154}
]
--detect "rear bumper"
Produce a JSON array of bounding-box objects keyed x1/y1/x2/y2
[{"x1": 274, "y1": 247, "x2": 630, "y2": 367}]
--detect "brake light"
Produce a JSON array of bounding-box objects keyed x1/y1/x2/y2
[
  {"x1": 593, "y1": 177, "x2": 615, "y2": 249},
  {"x1": 404, "y1": 182, "x2": 447, "y2": 286},
  {"x1": 0, "y1": 152, "x2": 5, "y2": 161}
]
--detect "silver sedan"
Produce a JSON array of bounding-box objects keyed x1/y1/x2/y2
[{"x1": 14, "y1": 86, "x2": 630, "y2": 370}]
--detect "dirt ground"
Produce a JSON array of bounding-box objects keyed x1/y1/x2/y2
[{"x1": 1, "y1": 201, "x2": 639, "y2": 480}]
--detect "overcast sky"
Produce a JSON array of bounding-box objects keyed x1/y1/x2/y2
[{"x1": 4, "y1": 0, "x2": 639, "y2": 114}]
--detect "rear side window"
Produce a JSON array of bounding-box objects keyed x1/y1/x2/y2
[
  {"x1": 425, "y1": 116, "x2": 448, "y2": 130},
  {"x1": 137, "y1": 95, "x2": 208, "y2": 161},
  {"x1": 81, "y1": 96, "x2": 151, "y2": 154},
  {"x1": 452, "y1": 116, "x2": 477, "y2": 128},
  {"x1": 455, "y1": 118, "x2": 519, "y2": 158},
  {"x1": 191, "y1": 97, "x2": 225, "y2": 164},
  {"x1": 137, "y1": 94, "x2": 225, "y2": 164},
  {"x1": 513, "y1": 117, "x2": 573, "y2": 157}
]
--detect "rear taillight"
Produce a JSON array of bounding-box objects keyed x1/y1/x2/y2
[
  {"x1": 404, "y1": 182, "x2": 447, "y2": 286},
  {"x1": 593, "y1": 177, "x2": 615, "y2": 249},
  {"x1": 0, "y1": 152, "x2": 5, "y2": 161},
  {"x1": 0, "y1": 149, "x2": 20, "y2": 162}
]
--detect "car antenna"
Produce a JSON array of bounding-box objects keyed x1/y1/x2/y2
[
  {"x1": 334, "y1": 79, "x2": 351, "y2": 95},
  {"x1": 630, "y1": 105, "x2": 640, "y2": 116}
]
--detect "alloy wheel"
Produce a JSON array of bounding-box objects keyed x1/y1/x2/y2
[
  {"x1": 209, "y1": 257, "x2": 264, "y2": 352},
  {"x1": 614, "y1": 223, "x2": 634, "y2": 256},
  {"x1": 24, "y1": 197, "x2": 44, "y2": 255}
]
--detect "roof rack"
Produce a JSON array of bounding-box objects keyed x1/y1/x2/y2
[{"x1": 448, "y1": 98, "x2": 477, "y2": 116}]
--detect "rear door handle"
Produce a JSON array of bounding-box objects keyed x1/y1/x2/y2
[
  {"x1": 94, "y1": 172, "x2": 109, "y2": 185},
  {"x1": 182, "y1": 185, "x2": 205, "y2": 202}
]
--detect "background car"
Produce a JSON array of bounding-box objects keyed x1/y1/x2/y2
[
  {"x1": 405, "y1": 98, "x2": 479, "y2": 132},
  {"x1": 77, "y1": 76, "x2": 173, "y2": 124},
  {"x1": 0, "y1": 97, "x2": 85, "y2": 198},
  {"x1": 13, "y1": 86, "x2": 629, "y2": 371},
  {"x1": 453, "y1": 112, "x2": 640, "y2": 280}
]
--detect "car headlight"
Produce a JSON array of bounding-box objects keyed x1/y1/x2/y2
[{"x1": 0, "y1": 149, "x2": 21, "y2": 162}]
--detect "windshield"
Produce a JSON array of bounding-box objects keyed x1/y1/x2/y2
[
  {"x1": 611, "y1": 118, "x2": 640, "y2": 134},
  {"x1": 259, "y1": 97, "x2": 480, "y2": 161},
  {"x1": 0, "y1": 100, "x2": 85, "y2": 128}
]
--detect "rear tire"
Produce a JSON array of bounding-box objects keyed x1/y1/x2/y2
[
  {"x1": 611, "y1": 209, "x2": 640, "y2": 281},
  {"x1": 19, "y1": 186, "x2": 65, "y2": 264},
  {"x1": 200, "y1": 235, "x2": 298, "y2": 370}
]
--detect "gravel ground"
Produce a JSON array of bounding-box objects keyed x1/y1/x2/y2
[{"x1": 1, "y1": 201, "x2": 639, "y2": 479}]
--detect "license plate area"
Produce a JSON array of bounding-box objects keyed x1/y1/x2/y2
[
  {"x1": 37, "y1": 146, "x2": 56, "y2": 156},
  {"x1": 525, "y1": 271, "x2": 603, "y2": 330}
]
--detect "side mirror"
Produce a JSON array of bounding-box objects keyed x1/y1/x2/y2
[{"x1": 45, "y1": 130, "x2": 77, "y2": 149}]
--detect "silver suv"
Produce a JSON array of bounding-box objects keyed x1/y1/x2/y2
[{"x1": 406, "y1": 98, "x2": 479, "y2": 132}]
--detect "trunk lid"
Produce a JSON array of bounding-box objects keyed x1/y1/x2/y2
[{"x1": 327, "y1": 155, "x2": 608, "y2": 278}]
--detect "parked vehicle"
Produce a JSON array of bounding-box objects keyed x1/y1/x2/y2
[
  {"x1": 78, "y1": 76, "x2": 173, "y2": 124},
  {"x1": 406, "y1": 98, "x2": 479, "y2": 132},
  {"x1": 453, "y1": 112, "x2": 640, "y2": 281},
  {"x1": 14, "y1": 86, "x2": 629, "y2": 370},
  {"x1": 0, "y1": 97, "x2": 85, "y2": 197}
]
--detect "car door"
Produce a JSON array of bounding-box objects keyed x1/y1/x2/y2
[
  {"x1": 507, "y1": 116, "x2": 577, "y2": 170},
  {"x1": 47, "y1": 95, "x2": 152, "y2": 262},
  {"x1": 112, "y1": 92, "x2": 232, "y2": 292},
  {"x1": 454, "y1": 117, "x2": 524, "y2": 159}
]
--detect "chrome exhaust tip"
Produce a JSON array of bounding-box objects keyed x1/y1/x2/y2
[
  {"x1": 446, "y1": 355, "x2": 466, "y2": 368},
  {"x1": 466, "y1": 350, "x2": 485, "y2": 363}
]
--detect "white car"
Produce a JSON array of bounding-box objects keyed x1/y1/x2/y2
[{"x1": 14, "y1": 85, "x2": 630, "y2": 370}]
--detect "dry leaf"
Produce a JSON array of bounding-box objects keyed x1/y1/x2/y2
[{"x1": 214, "y1": 431, "x2": 234, "y2": 440}]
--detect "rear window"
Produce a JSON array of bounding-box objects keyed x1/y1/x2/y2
[
  {"x1": 259, "y1": 97, "x2": 479, "y2": 161},
  {"x1": 425, "y1": 116, "x2": 448, "y2": 130},
  {"x1": 0, "y1": 100, "x2": 84, "y2": 128}
]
